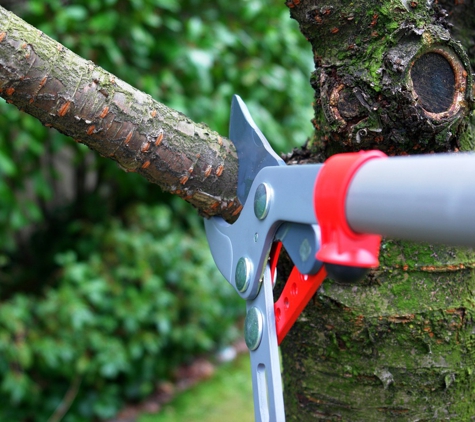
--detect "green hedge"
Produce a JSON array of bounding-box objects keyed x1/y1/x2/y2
[{"x1": 0, "y1": 200, "x2": 243, "y2": 420}]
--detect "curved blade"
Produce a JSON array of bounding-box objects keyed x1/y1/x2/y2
[{"x1": 230, "y1": 95, "x2": 285, "y2": 205}]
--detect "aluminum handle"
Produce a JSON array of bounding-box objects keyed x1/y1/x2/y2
[{"x1": 346, "y1": 153, "x2": 475, "y2": 247}]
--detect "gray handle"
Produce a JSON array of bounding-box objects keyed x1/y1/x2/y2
[{"x1": 346, "y1": 153, "x2": 475, "y2": 247}]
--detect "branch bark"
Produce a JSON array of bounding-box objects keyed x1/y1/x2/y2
[{"x1": 0, "y1": 6, "x2": 241, "y2": 222}]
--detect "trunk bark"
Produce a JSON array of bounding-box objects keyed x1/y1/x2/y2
[
  {"x1": 282, "y1": 1, "x2": 475, "y2": 420},
  {"x1": 0, "y1": 6, "x2": 241, "y2": 222},
  {"x1": 287, "y1": 0, "x2": 474, "y2": 157}
]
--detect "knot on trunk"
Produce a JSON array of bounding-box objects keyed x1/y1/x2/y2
[{"x1": 313, "y1": 24, "x2": 473, "y2": 156}]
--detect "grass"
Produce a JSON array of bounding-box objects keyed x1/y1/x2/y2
[{"x1": 139, "y1": 354, "x2": 254, "y2": 422}]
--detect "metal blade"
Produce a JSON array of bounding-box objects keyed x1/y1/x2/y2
[{"x1": 230, "y1": 95, "x2": 285, "y2": 205}]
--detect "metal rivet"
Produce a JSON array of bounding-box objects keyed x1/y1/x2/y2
[
  {"x1": 235, "y1": 257, "x2": 252, "y2": 292},
  {"x1": 244, "y1": 307, "x2": 263, "y2": 351},
  {"x1": 254, "y1": 183, "x2": 271, "y2": 220}
]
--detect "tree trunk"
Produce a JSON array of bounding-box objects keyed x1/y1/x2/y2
[
  {"x1": 282, "y1": 1, "x2": 475, "y2": 420},
  {"x1": 0, "y1": 6, "x2": 241, "y2": 222}
]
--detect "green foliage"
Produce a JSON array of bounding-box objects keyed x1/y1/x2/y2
[
  {"x1": 0, "y1": 0, "x2": 314, "y2": 420},
  {"x1": 0, "y1": 200, "x2": 242, "y2": 421}
]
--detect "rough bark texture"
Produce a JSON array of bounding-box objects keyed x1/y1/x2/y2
[
  {"x1": 0, "y1": 6, "x2": 241, "y2": 222},
  {"x1": 438, "y1": 0, "x2": 475, "y2": 69},
  {"x1": 282, "y1": 241, "x2": 475, "y2": 421},
  {"x1": 281, "y1": 1, "x2": 475, "y2": 420},
  {"x1": 287, "y1": 0, "x2": 474, "y2": 158}
]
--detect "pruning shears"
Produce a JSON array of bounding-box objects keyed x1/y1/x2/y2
[{"x1": 204, "y1": 95, "x2": 475, "y2": 422}]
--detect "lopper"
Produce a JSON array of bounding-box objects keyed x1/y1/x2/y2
[{"x1": 204, "y1": 95, "x2": 475, "y2": 422}]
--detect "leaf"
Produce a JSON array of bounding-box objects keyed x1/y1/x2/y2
[
  {"x1": 1, "y1": 371, "x2": 32, "y2": 404},
  {"x1": 0, "y1": 150, "x2": 16, "y2": 176},
  {"x1": 63, "y1": 5, "x2": 88, "y2": 21}
]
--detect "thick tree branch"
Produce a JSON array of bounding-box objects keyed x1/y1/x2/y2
[{"x1": 0, "y1": 6, "x2": 241, "y2": 222}]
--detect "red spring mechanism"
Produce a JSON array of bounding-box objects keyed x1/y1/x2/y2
[
  {"x1": 274, "y1": 262, "x2": 327, "y2": 345},
  {"x1": 271, "y1": 241, "x2": 326, "y2": 345}
]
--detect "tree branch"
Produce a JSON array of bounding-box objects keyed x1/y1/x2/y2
[{"x1": 0, "y1": 6, "x2": 241, "y2": 222}]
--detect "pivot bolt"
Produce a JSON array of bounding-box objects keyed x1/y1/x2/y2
[
  {"x1": 244, "y1": 307, "x2": 263, "y2": 351},
  {"x1": 235, "y1": 257, "x2": 252, "y2": 292},
  {"x1": 254, "y1": 183, "x2": 271, "y2": 220}
]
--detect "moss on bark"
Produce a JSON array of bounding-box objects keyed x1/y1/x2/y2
[
  {"x1": 282, "y1": 240, "x2": 475, "y2": 420},
  {"x1": 288, "y1": 0, "x2": 473, "y2": 158}
]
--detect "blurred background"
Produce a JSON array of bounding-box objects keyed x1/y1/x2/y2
[{"x1": 0, "y1": 0, "x2": 313, "y2": 420}]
